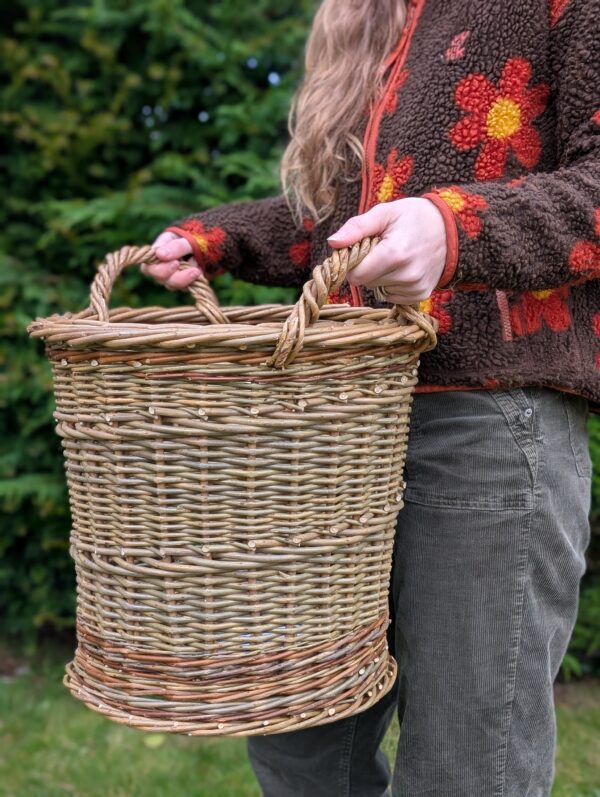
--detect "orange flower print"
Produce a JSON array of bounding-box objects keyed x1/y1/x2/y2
[
  {"x1": 289, "y1": 217, "x2": 314, "y2": 267},
  {"x1": 289, "y1": 240, "x2": 310, "y2": 267},
  {"x1": 383, "y1": 69, "x2": 410, "y2": 115},
  {"x1": 568, "y1": 209, "x2": 600, "y2": 279},
  {"x1": 177, "y1": 219, "x2": 226, "y2": 266},
  {"x1": 450, "y1": 58, "x2": 550, "y2": 180},
  {"x1": 431, "y1": 186, "x2": 488, "y2": 239},
  {"x1": 509, "y1": 287, "x2": 571, "y2": 336},
  {"x1": 419, "y1": 290, "x2": 453, "y2": 334},
  {"x1": 326, "y1": 286, "x2": 353, "y2": 305},
  {"x1": 549, "y1": 0, "x2": 570, "y2": 27},
  {"x1": 483, "y1": 377, "x2": 501, "y2": 389},
  {"x1": 370, "y1": 148, "x2": 414, "y2": 205},
  {"x1": 571, "y1": 243, "x2": 600, "y2": 278},
  {"x1": 592, "y1": 110, "x2": 600, "y2": 126},
  {"x1": 594, "y1": 312, "x2": 600, "y2": 369}
]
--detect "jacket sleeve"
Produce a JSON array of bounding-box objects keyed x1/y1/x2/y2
[
  {"x1": 164, "y1": 194, "x2": 315, "y2": 288},
  {"x1": 424, "y1": 0, "x2": 600, "y2": 293}
]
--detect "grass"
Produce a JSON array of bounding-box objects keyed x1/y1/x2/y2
[
  {"x1": 1, "y1": 639, "x2": 599, "y2": 797},
  {"x1": 0, "y1": 639, "x2": 259, "y2": 797}
]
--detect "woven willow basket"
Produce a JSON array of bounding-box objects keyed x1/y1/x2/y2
[{"x1": 28, "y1": 237, "x2": 437, "y2": 736}]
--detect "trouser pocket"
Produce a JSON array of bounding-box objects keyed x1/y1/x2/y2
[{"x1": 403, "y1": 388, "x2": 538, "y2": 510}]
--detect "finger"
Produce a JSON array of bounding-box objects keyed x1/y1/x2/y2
[
  {"x1": 164, "y1": 267, "x2": 203, "y2": 291},
  {"x1": 326, "y1": 204, "x2": 392, "y2": 248},
  {"x1": 346, "y1": 238, "x2": 403, "y2": 286},
  {"x1": 151, "y1": 231, "x2": 178, "y2": 249},
  {"x1": 141, "y1": 260, "x2": 181, "y2": 282},
  {"x1": 358, "y1": 269, "x2": 423, "y2": 291},
  {"x1": 384, "y1": 291, "x2": 426, "y2": 305},
  {"x1": 155, "y1": 237, "x2": 193, "y2": 261}
]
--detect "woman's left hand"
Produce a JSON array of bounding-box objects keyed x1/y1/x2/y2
[{"x1": 327, "y1": 198, "x2": 447, "y2": 304}]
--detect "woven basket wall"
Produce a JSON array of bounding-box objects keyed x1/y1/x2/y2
[{"x1": 28, "y1": 238, "x2": 437, "y2": 736}]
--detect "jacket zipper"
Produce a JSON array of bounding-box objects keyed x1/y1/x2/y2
[
  {"x1": 351, "y1": 0, "x2": 425, "y2": 307},
  {"x1": 495, "y1": 289, "x2": 514, "y2": 342}
]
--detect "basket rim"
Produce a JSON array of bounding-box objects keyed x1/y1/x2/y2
[{"x1": 28, "y1": 302, "x2": 438, "y2": 356}]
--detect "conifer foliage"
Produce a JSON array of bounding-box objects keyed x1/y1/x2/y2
[{"x1": 1, "y1": 0, "x2": 310, "y2": 636}]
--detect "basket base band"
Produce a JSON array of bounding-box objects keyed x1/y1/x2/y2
[{"x1": 64, "y1": 615, "x2": 397, "y2": 736}]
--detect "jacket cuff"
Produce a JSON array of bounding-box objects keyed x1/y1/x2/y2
[
  {"x1": 164, "y1": 226, "x2": 206, "y2": 271},
  {"x1": 422, "y1": 192, "x2": 460, "y2": 289}
]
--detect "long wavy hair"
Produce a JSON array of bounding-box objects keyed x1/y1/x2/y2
[{"x1": 280, "y1": 0, "x2": 407, "y2": 223}]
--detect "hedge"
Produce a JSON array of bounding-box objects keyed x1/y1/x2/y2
[{"x1": 1, "y1": 0, "x2": 598, "y2": 676}]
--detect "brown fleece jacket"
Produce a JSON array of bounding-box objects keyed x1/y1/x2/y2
[{"x1": 165, "y1": 0, "x2": 600, "y2": 413}]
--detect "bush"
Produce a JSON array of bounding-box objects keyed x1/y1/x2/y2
[
  {"x1": 1, "y1": 0, "x2": 598, "y2": 678},
  {"x1": 589, "y1": 416, "x2": 600, "y2": 527},
  {"x1": 1, "y1": 0, "x2": 310, "y2": 636}
]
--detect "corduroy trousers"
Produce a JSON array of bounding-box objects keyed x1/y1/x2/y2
[{"x1": 246, "y1": 387, "x2": 592, "y2": 797}]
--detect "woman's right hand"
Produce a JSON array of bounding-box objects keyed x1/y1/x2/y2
[{"x1": 142, "y1": 231, "x2": 203, "y2": 291}]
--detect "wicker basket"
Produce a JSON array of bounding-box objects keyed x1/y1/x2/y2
[{"x1": 28, "y1": 237, "x2": 437, "y2": 736}]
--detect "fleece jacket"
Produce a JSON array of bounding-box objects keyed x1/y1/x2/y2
[{"x1": 165, "y1": 0, "x2": 600, "y2": 413}]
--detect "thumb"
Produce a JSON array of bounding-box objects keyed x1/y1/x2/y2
[{"x1": 327, "y1": 204, "x2": 391, "y2": 248}]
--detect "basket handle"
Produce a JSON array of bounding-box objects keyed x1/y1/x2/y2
[
  {"x1": 267, "y1": 236, "x2": 437, "y2": 368},
  {"x1": 87, "y1": 245, "x2": 230, "y2": 324},
  {"x1": 85, "y1": 240, "x2": 436, "y2": 366}
]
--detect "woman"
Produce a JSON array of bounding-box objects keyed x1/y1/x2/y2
[{"x1": 144, "y1": 0, "x2": 599, "y2": 794}]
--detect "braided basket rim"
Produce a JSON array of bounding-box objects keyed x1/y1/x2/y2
[{"x1": 28, "y1": 302, "x2": 438, "y2": 357}]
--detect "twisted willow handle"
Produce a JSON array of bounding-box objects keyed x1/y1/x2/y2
[
  {"x1": 87, "y1": 245, "x2": 229, "y2": 324},
  {"x1": 267, "y1": 237, "x2": 438, "y2": 368},
  {"x1": 85, "y1": 240, "x2": 436, "y2": 366}
]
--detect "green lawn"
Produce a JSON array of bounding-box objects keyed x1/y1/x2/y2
[{"x1": 1, "y1": 640, "x2": 599, "y2": 797}]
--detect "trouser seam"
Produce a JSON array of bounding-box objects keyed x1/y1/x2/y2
[
  {"x1": 493, "y1": 390, "x2": 541, "y2": 797},
  {"x1": 494, "y1": 480, "x2": 543, "y2": 797},
  {"x1": 338, "y1": 714, "x2": 359, "y2": 796},
  {"x1": 486, "y1": 390, "x2": 539, "y2": 484}
]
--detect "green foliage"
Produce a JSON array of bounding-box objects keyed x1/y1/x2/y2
[
  {"x1": 1, "y1": 1, "x2": 599, "y2": 683},
  {"x1": 1, "y1": 0, "x2": 311, "y2": 637},
  {"x1": 561, "y1": 578, "x2": 600, "y2": 680},
  {"x1": 577, "y1": 416, "x2": 600, "y2": 679},
  {"x1": 0, "y1": 638, "x2": 261, "y2": 796},
  {"x1": 589, "y1": 416, "x2": 600, "y2": 524}
]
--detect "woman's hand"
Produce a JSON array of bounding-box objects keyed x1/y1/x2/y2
[
  {"x1": 327, "y1": 198, "x2": 447, "y2": 304},
  {"x1": 142, "y1": 231, "x2": 203, "y2": 291}
]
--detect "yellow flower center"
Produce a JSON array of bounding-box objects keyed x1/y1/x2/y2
[
  {"x1": 193, "y1": 233, "x2": 209, "y2": 254},
  {"x1": 419, "y1": 298, "x2": 432, "y2": 314},
  {"x1": 377, "y1": 174, "x2": 394, "y2": 203},
  {"x1": 531, "y1": 289, "x2": 553, "y2": 301},
  {"x1": 438, "y1": 189, "x2": 466, "y2": 213},
  {"x1": 486, "y1": 98, "x2": 522, "y2": 140}
]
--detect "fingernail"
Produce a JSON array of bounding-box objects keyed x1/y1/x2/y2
[{"x1": 156, "y1": 247, "x2": 169, "y2": 258}]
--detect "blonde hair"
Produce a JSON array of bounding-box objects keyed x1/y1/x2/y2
[{"x1": 281, "y1": 0, "x2": 407, "y2": 223}]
